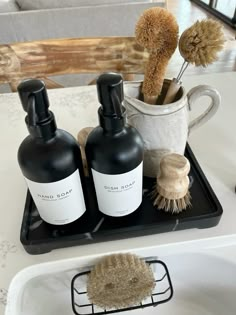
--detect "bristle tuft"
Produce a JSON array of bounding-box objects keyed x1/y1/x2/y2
[{"x1": 152, "y1": 189, "x2": 192, "y2": 214}]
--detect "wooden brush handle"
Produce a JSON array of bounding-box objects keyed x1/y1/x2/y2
[
  {"x1": 157, "y1": 153, "x2": 190, "y2": 199},
  {"x1": 77, "y1": 127, "x2": 94, "y2": 148},
  {"x1": 143, "y1": 95, "x2": 158, "y2": 105},
  {"x1": 163, "y1": 78, "x2": 182, "y2": 104},
  {"x1": 142, "y1": 52, "x2": 169, "y2": 105},
  {"x1": 77, "y1": 127, "x2": 94, "y2": 176}
]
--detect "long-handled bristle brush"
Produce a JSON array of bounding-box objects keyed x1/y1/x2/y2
[
  {"x1": 152, "y1": 153, "x2": 191, "y2": 213},
  {"x1": 135, "y1": 7, "x2": 179, "y2": 105}
]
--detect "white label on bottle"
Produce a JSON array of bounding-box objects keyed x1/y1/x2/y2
[
  {"x1": 25, "y1": 170, "x2": 86, "y2": 225},
  {"x1": 91, "y1": 162, "x2": 143, "y2": 217}
]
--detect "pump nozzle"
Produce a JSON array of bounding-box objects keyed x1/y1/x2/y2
[
  {"x1": 17, "y1": 79, "x2": 56, "y2": 139},
  {"x1": 17, "y1": 79, "x2": 50, "y2": 122},
  {"x1": 96, "y1": 73, "x2": 126, "y2": 132},
  {"x1": 97, "y1": 73, "x2": 124, "y2": 118}
]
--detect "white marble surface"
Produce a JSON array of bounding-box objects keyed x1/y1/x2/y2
[{"x1": 0, "y1": 72, "x2": 236, "y2": 314}]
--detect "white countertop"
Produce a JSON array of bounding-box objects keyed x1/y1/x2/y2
[{"x1": 0, "y1": 72, "x2": 236, "y2": 312}]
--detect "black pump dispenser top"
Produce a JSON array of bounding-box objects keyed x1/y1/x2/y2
[
  {"x1": 97, "y1": 73, "x2": 125, "y2": 131},
  {"x1": 17, "y1": 79, "x2": 57, "y2": 139}
]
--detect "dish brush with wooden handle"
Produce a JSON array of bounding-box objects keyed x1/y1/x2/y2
[
  {"x1": 163, "y1": 18, "x2": 224, "y2": 104},
  {"x1": 135, "y1": 7, "x2": 178, "y2": 105},
  {"x1": 152, "y1": 153, "x2": 191, "y2": 213}
]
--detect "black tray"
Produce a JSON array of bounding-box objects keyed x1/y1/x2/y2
[{"x1": 20, "y1": 145, "x2": 223, "y2": 255}]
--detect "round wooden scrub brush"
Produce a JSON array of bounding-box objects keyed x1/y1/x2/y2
[
  {"x1": 163, "y1": 19, "x2": 224, "y2": 104},
  {"x1": 87, "y1": 253, "x2": 155, "y2": 309},
  {"x1": 152, "y1": 153, "x2": 191, "y2": 213},
  {"x1": 135, "y1": 7, "x2": 179, "y2": 105}
]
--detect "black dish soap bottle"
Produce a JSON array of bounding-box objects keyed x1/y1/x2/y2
[
  {"x1": 17, "y1": 79, "x2": 86, "y2": 225},
  {"x1": 86, "y1": 73, "x2": 144, "y2": 217}
]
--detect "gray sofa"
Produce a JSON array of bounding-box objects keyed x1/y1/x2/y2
[{"x1": 0, "y1": 0, "x2": 165, "y2": 88}]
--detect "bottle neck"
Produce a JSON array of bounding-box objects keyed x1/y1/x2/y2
[
  {"x1": 26, "y1": 111, "x2": 57, "y2": 140},
  {"x1": 98, "y1": 107, "x2": 126, "y2": 133}
]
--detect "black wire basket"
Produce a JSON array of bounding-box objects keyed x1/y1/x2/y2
[{"x1": 71, "y1": 260, "x2": 173, "y2": 315}]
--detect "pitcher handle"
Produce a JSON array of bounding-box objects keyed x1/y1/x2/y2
[{"x1": 187, "y1": 85, "x2": 221, "y2": 135}]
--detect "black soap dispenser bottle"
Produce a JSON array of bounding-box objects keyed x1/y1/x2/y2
[
  {"x1": 85, "y1": 73, "x2": 144, "y2": 217},
  {"x1": 17, "y1": 79, "x2": 86, "y2": 225}
]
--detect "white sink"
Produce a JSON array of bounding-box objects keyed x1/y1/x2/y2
[
  {"x1": 5, "y1": 241, "x2": 236, "y2": 315},
  {"x1": 150, "y1": 253, "x2": 236, "y2": 315}
]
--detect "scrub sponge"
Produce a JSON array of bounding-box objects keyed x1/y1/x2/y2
[{"x1": 87, "y1": 253, "x2": 155, "y2": 309}]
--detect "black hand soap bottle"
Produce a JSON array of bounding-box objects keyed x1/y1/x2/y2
[
  {"x1": 17, "y1": 79, "x2": 86, "y2": 225},
  {"x1": 85, "y1": 73, "x2": 144, "y2": 217}
]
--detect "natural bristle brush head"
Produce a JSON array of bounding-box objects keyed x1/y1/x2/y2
[
  {"x1": 163, "y1": 18, "x2": 224, "y2": 105},
  {"x1": 179, "y1": 19, "x2": 225, "y2": 67},
  {"x1": 152, "y1": 153, "x2": 191, "y2": 213},
  {"x1": 135, "y1": 7, "x2": 178, "y2": 104},
  {"x1": 135, "y1": 7, "x2": 178, "y2": 54},
  {"x1": 87, "y1": 253, "x2": 155, "y2": 309}
]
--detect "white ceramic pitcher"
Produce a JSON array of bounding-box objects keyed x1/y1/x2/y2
[{"x1": 124, "y1": 79, "x2": 220, "y2": 177}]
